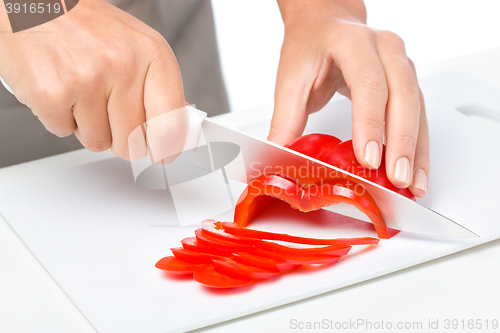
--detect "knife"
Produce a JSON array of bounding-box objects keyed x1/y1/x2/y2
[{"x1": 182, "y1": 106, "x2": 478, "y2": 238}]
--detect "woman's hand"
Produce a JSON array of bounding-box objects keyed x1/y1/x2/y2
[
  {"x1": 269, "y1": 0, "x2": 429, "y2": 197},
  {"x1": 0, "y1": 0, "x2": 186, "y2": 162}
]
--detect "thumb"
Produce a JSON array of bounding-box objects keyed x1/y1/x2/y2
[
  {"x1": 268, "y1": 54, "x2": 312, "y2": 146},
  {"x1": 143, "y1": 47, "x2": 187, "y2": 164}
]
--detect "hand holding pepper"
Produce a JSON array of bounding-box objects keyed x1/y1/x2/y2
[{"x1": 268, "y1": 0, "x2": 429, "y2": 198}]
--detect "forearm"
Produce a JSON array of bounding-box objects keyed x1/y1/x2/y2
[{"x1": 277, "y1": 0, "x2": 367, "y2": 26}]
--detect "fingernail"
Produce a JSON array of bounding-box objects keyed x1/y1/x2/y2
[
  {"x1": 394, "y1": 157, "x2": 411, "y2": 186},
  {"x1": 364, "y1": 140, "x2": 380, "y2": 169},
  {"x1": 412, "y1": 168, "x2": 428, "y2": 194}
]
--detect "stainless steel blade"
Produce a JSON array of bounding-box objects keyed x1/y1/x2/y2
[{"x1": 201, "y1": 118, "x2": 478, "y2": 238}]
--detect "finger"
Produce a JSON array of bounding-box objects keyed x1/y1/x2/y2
[
  {"x1": 268, "y1": 48, "x2": 313, "y2": 145},
  {"x1": 29, "y1": 86, "x2": 76, "y2": 137},
  {"x1": 73, "y1": 88, "x2": 112, "y2": 153},
  {"x1": 333, "y1": 38, "x2": 388, "y2": 170},
  {"x1": 107, "y1": 77, "x2": 148, "y2": 161},
  {"x1": 143, "y1": 42, "x2": 187, "y2": 163},
  {"x1": 376, "y1": 31, "x2": 421, "y2": 188},
  {"x1": 409, "y1": 85, "x2": 429, "y2": 197}
]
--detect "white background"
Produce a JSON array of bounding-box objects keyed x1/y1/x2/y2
[{"x1": 212, "y1": 0, "x2": 500, "y2": 113}]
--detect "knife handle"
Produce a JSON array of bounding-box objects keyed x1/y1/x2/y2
[
  {"x1": 1, "y1": 75, "x2": 207, "y2": 152},
  {"x1": 184, "y1": 106, "x2": 207, "y2": 151}
]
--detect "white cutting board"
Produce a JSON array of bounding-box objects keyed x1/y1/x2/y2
[{"x1": 0, "y1": 72, "x2": 499, "y2": 333}]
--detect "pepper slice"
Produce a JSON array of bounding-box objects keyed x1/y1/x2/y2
[
  {"x1": 212, "y1": 258, "x2": 279, "y2": 280},
  {"x1": 257, "y1": 240, "x2": 350, "y2": 257},
  {"x1": 171, "y1": 247, "x2": 223, "y2": 264},
  {"x1": 250, "y1": 248, "x2": 341, "y2": 265},
  {"x1": 201, "y1": 220, "x2": 261, "y2": 245},
  {"x1": 234, "y1": 174, "x2": 396, "y2": 239},
  {"x1": 193, "y1": 266, "x2": 254, "y2": 289},
  {"x1": 180, "y1": 237, "x2": 233, "y2": 257},
  {"x1": 231, "y1": 252, "x2": 284, "y2": 272},
  {"x1": 194, "y1": 228, "x2": 254, "y2": 251},
  {"x1": 155, "y1": 256, "x2": 209, "y2": 276},
  {"x1": 222, "y1": 222, "x2": 379, "y2": 245}
]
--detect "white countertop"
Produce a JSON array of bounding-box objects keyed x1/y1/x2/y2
[{"x1": 1, "y1": 47, "x2": 500, "y2": 333}]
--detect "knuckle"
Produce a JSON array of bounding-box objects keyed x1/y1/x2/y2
[
  {"x1": 415, "y1": 144, "x2": 430, "y2": 162},
  {"x1": 378, "y1": 30, "x2": 405, "y2": 49},
  {"x1": 399, "y1": 81, "x2": 419, "y2": 100},
  {"x1": 75, "y1": 68, "x2": 102, "y2": 87},
  {"x1": 395, "y1": 133, "x2": 418, "y2": 150},
  {"x1": 104, "y1": 45, "x2": 135, "y2": 76},
  {"x1": 32, "y1": 84, "x2": 70, "y2": 106},
  {"x1": 359, "y1": 70, "x2": 388, "y2": 96},
  {"x1": 359, "y1": 116, "x2": 384, "y2": 133},
  {"x1": 143, "y1": 32, "x2": 170, "y2": 58},
  {"x1": 348, "y1": 24, "x2": 377, "y2": 41}
]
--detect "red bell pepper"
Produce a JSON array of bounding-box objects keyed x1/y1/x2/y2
[
  {"x1": 231, "y1": 252, "x2": 286, "y2": 272},
  {"x1": 285, "y1": 133, "x2": 341, "y2": 159},
  {"x1": 194, "y1": 228, "x2": 254, "y2": 251},
  {"x1": 250, "y1": 247, "x2": 340, "y2": 265},
  {"x1": 171, "y1": 247, "x2": 222, "y2": 265},
  {"x1": 315, "y1": 139, "x2": 415, "y2": 200},
  {"x1": 157, "y1": 220, "x2": 378, "y2": 289},
  {"x1": 212, "y1": 258, "x2": 279, "y2": 280},
  {"x1": 234, "y1": 174, "x2": 397, "y2": 239},
  {"x1": 194, "y1": 266, "x2": 254, "y2": 289},
  {"x1": 155, "y1": 256, "x2": 209, "y2": 276},
  {"x1": 180, "y1": 237, "x2": 233, "y2": 257},
  {"x1": 201, "y1": 220, "x2": 261, "y2": 245},
  {"x1": 222, "y1": 222, "x2": 379, "y2": 245},
  {"x1": 285, "y1": 134, "x2": 415, "y2": 200},
  {"x1": 256, "y1": 240, "x2": 350, "y2": 257}
]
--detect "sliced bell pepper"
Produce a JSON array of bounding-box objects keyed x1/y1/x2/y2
[
  {"x1": 193, "y1": 266, "x2": 254, "y2": 288},
  {"x1": 316, "y1": 140, "x2": 415, "y2": 200},
  {"x1": 285, "y1": 133, "x2": 341, "y2": 159},
  {"x1": 286, "y1": 134, "x2": 415, "y2": 200},
  {"x1": 171, "y1": 247, "x2": 223, "y2": 264},
  {"x1": 256, "y1": 240, "x2": 350, "y2": 257},
  {"x1": 212, "y1": 258, "x2": 279, "y2": 280},
  {"x1": 180, "y1": 237, "x2": 233, "y2": 257},
  {"x1": 194, "y1": 228, "x2": 254, "y2": 251},
  {"x1": 201, "y1": 220, "x2": 261, "y2": 245},
  {"x1": 231, "y1": 252, "x2": 284, "y2": 272},
  {"x1": 157, "y1": 220, "x2": 377, "y2": 289},
  {"x1": 222, "y1": 222, "x2": 379, "y2": 245},
  {"x1": 155, "y1": 256, "x2": 209, "y2": 276},
  {"x1": 234, "y1": 174, "x2": 396, "y2": 239},
  {"x1": 250, "y1": 247, "x2": 341, "y2": 265}
]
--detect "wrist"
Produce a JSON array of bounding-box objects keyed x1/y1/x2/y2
[
  {"x1": 277, "y1": 0, "x2": 367, "y2": 27},
  {"x1": 0, "y1": 0, "x2": 13, "y2": 32}
]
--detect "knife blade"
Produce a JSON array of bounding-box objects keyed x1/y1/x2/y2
[{"x1": 187, "y1": 106, "x2": 478, "y2": 238}]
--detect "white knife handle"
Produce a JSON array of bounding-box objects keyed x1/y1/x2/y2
[
  {"x1": 184, "y1": 106, "x2": 207, "y2": 151},
  {"x1": 1, "y1": 75, "x2": 206, "y2": 152}
]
